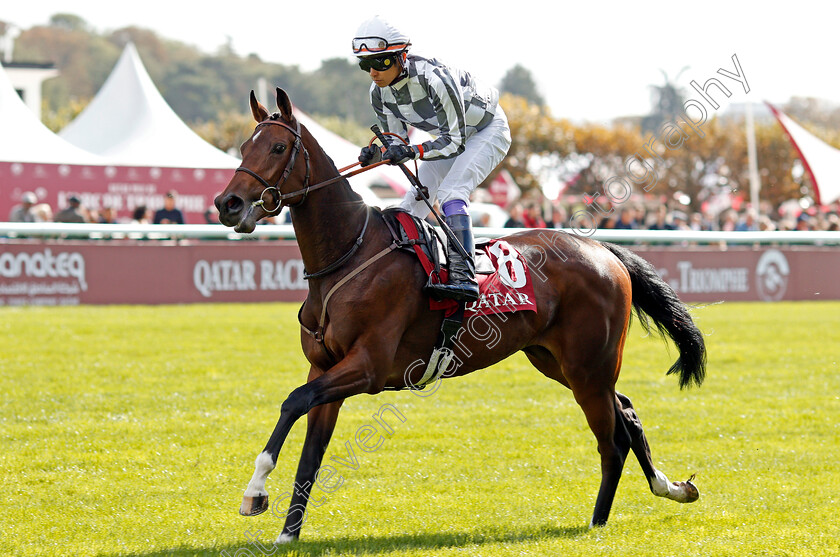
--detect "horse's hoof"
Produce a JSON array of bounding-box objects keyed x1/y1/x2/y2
[
  {"x1": 240, "y1": 495, "x2": 269, "y2": 516},
  {"x1": 673, "y1": 473, "x2": 700, "y2": 503}
]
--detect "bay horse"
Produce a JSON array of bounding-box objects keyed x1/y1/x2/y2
[{"x1": 214, "y1": 88, "x2": 706, "y2": 543}]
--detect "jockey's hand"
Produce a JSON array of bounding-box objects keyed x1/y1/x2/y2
[
  {"x1": 383, "y1": 143, "x2": 419, "y2": 165},
  {"x1": 358, "y1": 145, "x2": 383, "y2": 167}
]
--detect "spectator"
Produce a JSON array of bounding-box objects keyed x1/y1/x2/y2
[
  {"x1": 8, "y1": 191, "x2": 38, "y2": 222},
  {"x1": 699, "y1": 210, "x2": 718, "y2": 231},
  {"x1": 647, "y1": 206, "x2": 674, "y2": 230},
  {"x1": 131, "y1": 205, "x2": 152, "y2": 224},
  {"x1": 98, "y1": 206, "x2": 118, "y2": 224},
  {"x1": 32, "y1": 203, "x2": 53, "y2": 222},
  {"x1": 54, "y1": 195, "x2": 86, "y2": 223},
  {"x1": 522, "y1": 202, "x2": 546, "y2": 228},
  {"x1": 504, "y1": 203, "x2": 525, "y2": 228},
  {"x1": 735, "y1": 209, "x2": 758, "y2": 231},
  {"x1": 153, "y1": 191, "x2": 185, "y2": 224},
  {"x1": 720, "y1": 209, "x2": 738, "y2": 231},
  {"x1": 545, "y1": 206, "x2": 567, "y2": 229},
  {"x1": 670, "y1": 210, "x2": 691, "y2": 230},
  {"x1": 613, "y1": 206, "x2": 638, "y2": 229},
  {"x1": 758, "y1": 215, "x2": 776, "y2": 231},
  {"x1": 689, "y1": 212, "x2": 704, "y2": 231},
  {"x1": 795, "y1": 213, "x2": 812, "y2": 231}
]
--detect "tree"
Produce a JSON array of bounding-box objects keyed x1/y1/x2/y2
[
  {"x1": 49, "y1": 14, "x2": 90, "y2": 32},
  {"x1": 499, "y1": 64, "x2": 545, "y2": 107}
]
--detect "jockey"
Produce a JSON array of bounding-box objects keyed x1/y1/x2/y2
[{"x1": 353, "y1": 15, "x2": 512, "y2": 303}]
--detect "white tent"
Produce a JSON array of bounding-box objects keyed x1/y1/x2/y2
[
  {"x1": 293, "y1": 107, "x2": 398, "y2": 206},
  {"x1": 767, "y1": 102, "x2": 840, "y2": 205},
  {"x1": 0, "y1": 62, "x2": 105, "y2": 165},
  {"x1": 59, "y1": 43, "x2": 241, "y2": 169}
]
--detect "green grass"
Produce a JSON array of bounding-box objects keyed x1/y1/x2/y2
[{"x1": 1, "y1": 302, "x2": 839, "y2": 556}]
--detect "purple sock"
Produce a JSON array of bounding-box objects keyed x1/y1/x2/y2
[{"x1": 442, "y1": 199, "x2": 468, "y2": 217}]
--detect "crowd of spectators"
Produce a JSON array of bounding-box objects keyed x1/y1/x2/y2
[
  {"x1": 8, "y1": 189, "x2": 840, "y2": 232},
  {"x1": 500, "y1": 199, "x2": 840, "y2": 232},
  {"x1": 6, "y1": 191, "x2": 185, "y2": 225}
]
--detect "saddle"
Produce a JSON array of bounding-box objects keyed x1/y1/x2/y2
[
  {"x1": 380, "y1": 207, "x2": 494, "y2": 285},
  {"x1": 377, "y1": 208, "x2": 537, "y2": 390}
]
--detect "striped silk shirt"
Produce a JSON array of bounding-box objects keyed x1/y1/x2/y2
[{"x1": 370, "y1": 55, "x2": 499, "y2": 161}]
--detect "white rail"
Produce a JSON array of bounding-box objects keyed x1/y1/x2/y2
[{"x1": 2, "y1": 222, "x2": 840, "y2": 245}]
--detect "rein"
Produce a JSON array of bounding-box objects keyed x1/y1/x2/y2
[
  {"x1": 303, "y1": 206, "x2": 371, "y2": 280},
  {"x1": 235, "y1": 118, "x2": 390, "y2": 212},
  {"x1": 236, "y1": 117, "x2": 398, "y2": 283}
]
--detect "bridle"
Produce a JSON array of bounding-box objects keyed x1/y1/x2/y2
[
  {"x1": 234, "y1": 115, "x2": 391, "y2": 280},
  {"x1": 235, "y1": 117, "x2": 312, "y2": 211},
  {"x1": 235, "y1": 115, "x2": 393, "y2": 212}
]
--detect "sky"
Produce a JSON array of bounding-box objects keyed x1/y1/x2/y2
[{"x1": 3, "y1": 1, "x2": 838, "y2": 122}]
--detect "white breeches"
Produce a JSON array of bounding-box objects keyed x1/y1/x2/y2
[{"x1": 399, "y1": 107, "x2": 511, "y2": 218}]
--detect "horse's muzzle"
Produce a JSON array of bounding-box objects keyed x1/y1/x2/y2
[{"x1": 215, "y1": 193, "x2": 245, "y2": 227}]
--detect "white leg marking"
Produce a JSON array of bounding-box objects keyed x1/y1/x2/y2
[
  {"x1": 243, "y1": 451, "x2": 275, "y2": 497},
  {"x1": 276, "y1": 533, "x2": 296, "y2": 544},
  {"x1": 651, "y1": 469, "x2": 695, "y2": 502},
  {"x1": 651, "y1": 470, "x2": 672, "y2": 497}
]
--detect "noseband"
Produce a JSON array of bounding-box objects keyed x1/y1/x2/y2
[{"x1": 235, "y1": 117, "x2": 312, "y2": 211}]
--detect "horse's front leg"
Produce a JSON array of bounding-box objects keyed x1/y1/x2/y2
[
  {"x1": 240, "y1": 353, "x2": 374, "y2": 517},
  {"x1": 275, "y1": 395, "x2": 344, "y2": 543}
]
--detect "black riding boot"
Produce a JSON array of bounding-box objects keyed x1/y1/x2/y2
[{"x1": 427, "y1": 214, "x2": 479, "y2": 303}]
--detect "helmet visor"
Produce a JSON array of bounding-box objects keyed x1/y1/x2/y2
[{"x1": 353, "y1": 36, "x2": 405, "y2": 55}]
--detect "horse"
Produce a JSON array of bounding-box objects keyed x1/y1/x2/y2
[{"x1": 214, "y1": 88, "x2": 707, "y2": 543}]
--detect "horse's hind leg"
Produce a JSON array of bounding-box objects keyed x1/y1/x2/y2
[
  {"x1": 616, "y1": 392, "x2": 699, "y2": 504},
  {"x1": 575, "y1": 385, "x2": 633, "y2": 527},
  {"x1": 525, "y1": 348, "x2": 630, "y2": 527}
]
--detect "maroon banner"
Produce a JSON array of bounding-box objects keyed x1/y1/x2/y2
[
  {"x1": 0, "y1": 241, "x2": 837, "y2": 306},
  {"x1": 0, "y1": 240, "x2": 307, "y2": 306},
  {"x1": 1, "y1": 162, "x2": 235, "y2": 224},
  {"x1": 632, "y1": 246, "x2": 840, "y2": 302}
]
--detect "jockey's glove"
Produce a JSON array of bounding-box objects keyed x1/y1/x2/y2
[
  {"x1": 358, "y1": 145, "x2": 383, "y2": 167},
  {"x1": 383, "y1": 143, "x2": 420, "y2": 165}
]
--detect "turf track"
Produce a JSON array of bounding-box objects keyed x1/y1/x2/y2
[{"x1": 1, "y1": 301, "x2": 838, "y2": 556}]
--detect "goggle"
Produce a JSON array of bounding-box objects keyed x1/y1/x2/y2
[
  {"x1": 352, "y1": 36, "x2": 401, "y2": 55},
  {"x1": 358, "y1": 55, "x2": 397, "y2": 72}
]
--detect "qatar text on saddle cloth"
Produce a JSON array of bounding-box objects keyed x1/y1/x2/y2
[
  {"x1": 431, "y1": 239, "x2": 537, "y2": 317},
  {"x1": 392, "y1": 211, "x2": 536, "y2": 317}
]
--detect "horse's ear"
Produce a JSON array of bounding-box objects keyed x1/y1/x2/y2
[
  {"x1": 249, "y1": 90, "x2": 270, "y2": 123},
  {"x1": 276, "y1": 88, "x2": 294, "y2": 120}
]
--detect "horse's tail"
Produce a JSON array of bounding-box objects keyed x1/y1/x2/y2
[{"x1": 602, "y1": 242, "x2": 706, "y2": 389}]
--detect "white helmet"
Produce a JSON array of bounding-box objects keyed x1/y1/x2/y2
[{"x1": 352, "y1": 15, "x2": 411, "y2": 57}]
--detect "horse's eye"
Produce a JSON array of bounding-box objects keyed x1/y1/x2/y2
[{"x1": 272, "y1": 143, "x2": 287, "y2": 154}]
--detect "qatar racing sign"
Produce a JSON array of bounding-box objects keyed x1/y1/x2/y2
[
  {"x1": 0, "y1": 241, "x2": 307, "y2": 306},
  {"x1": 192, "y1": 258, "x2": 306, "y2": 297}
]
